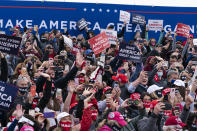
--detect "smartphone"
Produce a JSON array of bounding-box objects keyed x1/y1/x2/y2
[
  {"x1": 34, "y1": 25, "x2": 38, "y2": 31},
  {"x1": 43, "y1": 112, "x2": 55, "y2": 118},
  {"x1": 21, "y1": 67, "x2": 27, "y2": 75},
  {"x1": 58, "y1": 55, "x2": 64, "y2": 60},
  {"x1": 74, "y1": 78, "x2": 79, "y2": 86},
  {"x1": 127, "y1": 99, "x2": 133, "y2": 105},
  {"x1": 113, "y1": 82, "x2": 119, "y2": 88},
  {"x1": 86, "y1": 61, "x2": 90, "y2": 66},
  {"x1": 170, "y1": 88, "x2": 175, "y2": 100},
  {"x1": 133, "y1": 99, "x2": 139, "y2": 105},
  {"x1": 65, "y1": 65, "x2": 69, "y2": 71},
  {"x1": 29, "y1": 110, "x2": 35, "y2": 117},
  {"x1": 174, "y1": 106, "x2": 180, "y2": 111},
  {"x1": 56, "y1": 89, "x2": 62, "y2": 97},
  {"x1": 30, "y1": 86, "x2": 36, "y2": 97},
  {"x1": 164, "y1": 61, "x2": 169, "y2": 67}
]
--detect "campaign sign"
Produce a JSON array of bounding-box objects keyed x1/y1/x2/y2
[
  {"x1": 0, "y1": 81, "x2": 18, "y2": 111},
  {"x1": 193, "y1": 39, "x2": 197, "y2": 46},
  {"x1": 0, "y1": 34, "x2": 21, "y2": 55},
  {"x1": 132, "y1": 13, "x2": 145, "y2": 25},
  {"x1": 118, "y1": 43, "x2": 141, "y2": 63},
  {"x1": 100, "y1": 29, "x2": 117, "y2": 45},
  {"x1": 119, "y1": 10, "x2": 130, "y2": 24},
  {"x1": 77, "y1": 18, "x2": 88, "y2": 31},
  {"x1": 176, "y1": 23, "x2": 190, "y2": 38},
  {"x1": 148, "y1": 20, "x2": 163, "y2": 31},
  {"x1": 88, "y1": 32, "x2": 110, "y2": 54}
]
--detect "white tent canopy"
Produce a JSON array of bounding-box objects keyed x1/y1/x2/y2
[{"x1": 19, "y1": 0, "x2": 197, "y2": 7}]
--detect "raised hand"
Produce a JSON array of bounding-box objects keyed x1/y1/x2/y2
[
  {"x1": 67, "y1": 80, "x2": 76, "y2": 93},
  {"x1": 185, "y1": 95, "x2": 194, "y2": 109},
  {"x1": 40, "y1": 72, "x2": 51, "y2": 81},
  {"x1": 15, "y1": 104, "x2": 24, "y2": 120},
  {"x1": 76, "y1": 51, "x2": 84, "y2": 68},
  {"x1": 153, "y1": 102, "x2": 165, "y2": 115},
  {"x1": 84, "y1": 92, "x2": 95, "y2": 109},
  {"x1": 121, "y1": 98, "x2": 131, "y2": 108},
  {"x1": 82, "y1": 88, "x2": 94, "y2": 97}
]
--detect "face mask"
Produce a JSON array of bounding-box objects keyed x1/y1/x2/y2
[
  {"x1": 40, "y1": 37, "x2": 47, "y2": 43},
  {"x1": 91, "y1": 110, "x2": 98, "y2": 121},
  {"x1": 59, "y1": 121, "x2": 72, "y2": 131},
  {"x1": 34, "y1": 78, "x2": 38, "y2": 82},
  {"x1": 78, "y1": 76, "x2": 85, "y2": 83},
  {"x1": 180, "y1": 76, "x2": 187, "y2": 81},
  {"x1": 19, "y1": 87, "x2": 27, "y2": 95},
  {"x1": 163, "y1": 110, "x2": 172, "y2": 117},
  {"x1": 9, "y1": 116, "x2": 16, "y2": 122},
  {"x1": 151, "y1": 42, "x2": 156, "y2": 46},
  {"x1": 143, "y1": 101, "x2": 151, "y2": 108},
  {"x1": 157, "y1": 72, "x2": 163, "y2": 77}
]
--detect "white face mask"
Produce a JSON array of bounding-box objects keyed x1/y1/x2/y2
[{"x1": 157, "y1": 72, "x2": 163, "y2": 77}]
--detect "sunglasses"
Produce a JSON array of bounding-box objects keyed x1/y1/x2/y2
[{"x1": 170, "y1": 55, "x2": 178, "y2": 59}]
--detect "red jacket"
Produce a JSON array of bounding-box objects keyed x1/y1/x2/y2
[{"x1": 80, "y1": 107, "x2": 92, "y2": 131}]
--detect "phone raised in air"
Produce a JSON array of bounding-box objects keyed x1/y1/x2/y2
[{"x1": 43, "y1": 112, "x2": 55, "y2": 118}]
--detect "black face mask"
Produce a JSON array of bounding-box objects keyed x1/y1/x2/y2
[
  {"x1": 19, "y1": 87, "x2": 27, "y2": 95},
  {"x1": 34, "y1": 78, "x2": 38, "y2": 82},
  {"x1": 180, "y1": 76, "x2": 187, "y2": 81},
  {"x1": 191, "y1": 124, "x2": 197, "y2": 131},
  {"x1": 40, "y1": 37, "x2": 47, "y2": 43}
]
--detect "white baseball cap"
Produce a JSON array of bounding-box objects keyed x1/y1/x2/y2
[
  {"x1": 173, "y1": 80, "x2": 185, "y2": 87},
  {"x1": 57, "y1": 112, "x2": 70, "y2": 123},
  {"x1": 147, "y1": 84, "x2": 163, "y2": 94}
]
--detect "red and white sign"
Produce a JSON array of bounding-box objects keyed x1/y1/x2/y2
[
  {"x1": 176, "y1": 23, "x2": 190, "y2": 38},
  {"x1": 119, "y1": 10, "x2": 130, "y2": 23},
  {"x1": 88, "y1": 32, "x2": 110, "y2": 55},
  {"x1": 148, "y1": 20, "x2": 163, "y2": 31},
  {"x1": 101, "y1": 29, "x2": 117, "y2": 45}
]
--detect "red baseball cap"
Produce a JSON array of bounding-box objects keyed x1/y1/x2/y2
[
  {"x1": 108, "y1": 112, "x2": 127, "y2": 126},
  {"x1": 103, "y1": 86, "x2": 112, "y2": 94},
  {"x1": 189, "y1": 34, "x2": 194, "y2": 38},
  {"x1": 165, "y1": 116, "x2": 186, "y2": 127},
  {"x1": 87, "y1": 98, "x2": 98, "y2": 110},
  {"x1": 162, "y1": 88, "x2": 171, "y2": 96},
  {"x1": 130, "y1": 93, "x2": 141, "y2": 100},
  {"x1": 112, "y1": 74, "x2": 128, "y2": 83}
]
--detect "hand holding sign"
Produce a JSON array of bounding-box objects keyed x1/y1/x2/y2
[
  {"x1": 148, "y1": 20, "x2": 163, "y2": 32},
  {"x1": 132, "y1": 13, "x2": 145, "y2": 25},
  {"x1": 88, "y1": 32, "x2": 110, "y2": 55},
  {"x1": 77, "y1": 18, "x2": 88, "y2": 31},
  {"x1": 119, "y1": 10, "x2": 130, "y2": 24},
  {"x1": 0, "y1": 34, "x2": 21, "y2": 55},
  {"x1": 176, "y1": 23, "x2": 190, "y2": 38},
  {"x1": 118, "y1": 43, "x2": 142, "y2": 63}
]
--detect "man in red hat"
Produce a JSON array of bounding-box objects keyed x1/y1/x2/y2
[{"x1": 112, "y1": 73, "x2": 129, "y2": 100}]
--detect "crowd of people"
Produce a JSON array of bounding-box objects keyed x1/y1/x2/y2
[{"x1": 0, "y1": 20, "x2": 197, "y2": 131}]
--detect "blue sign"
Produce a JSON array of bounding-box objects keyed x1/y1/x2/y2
[
  {"x1": 0, "y1": 34, "x2": 21, "y2": 55},
  {"x1": 118, "y1": 43, "x2": 142, "y2": 63},
  {"x1": 0, "y1": 81, "x2": 18, "y2": 111},
  {"x1": 0, "y1": 0, "x2": 196, "y2": 42}
]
